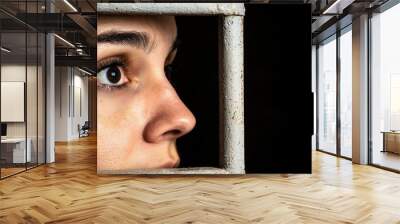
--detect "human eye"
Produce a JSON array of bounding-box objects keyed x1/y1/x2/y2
[{"x1": 97, "y1": 58, "x2": 129, "y2": 90}]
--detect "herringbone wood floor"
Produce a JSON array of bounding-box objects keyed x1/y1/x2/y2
[{"x1": 1, "y1": 135, "x2": 400, "y2": 224}]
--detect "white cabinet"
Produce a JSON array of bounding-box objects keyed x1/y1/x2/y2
[{"x1": 1, "y1": 138, "x2": 32, "y2": 163}]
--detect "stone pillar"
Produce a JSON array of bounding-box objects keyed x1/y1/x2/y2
[{"x1": 219, "y1": 16, "x2": 245, "y2": 174}]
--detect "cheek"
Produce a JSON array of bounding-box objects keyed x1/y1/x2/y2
[
  {"x1": 98, "y1": 88, "x2": 146, "y2": 125},
  {"x1": 97, "y1": 89, "x2": 147, "y2": 157}
]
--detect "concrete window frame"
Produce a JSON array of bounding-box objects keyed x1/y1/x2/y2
[{"x1": 97, "y1": 3, "x2": 245, "y2": 175}]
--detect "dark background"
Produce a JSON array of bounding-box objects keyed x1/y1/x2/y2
[
  {"x1": 173, "y1": 4, "x2": 312, "y2": 173},
  {"x1": 173, "y1": 16, "x2": 220, "y2": 168},
  {"x1": 244, "y1": 4, "x2": 312, "y2": 173}
]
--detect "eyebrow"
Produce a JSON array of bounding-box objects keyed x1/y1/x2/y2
[{"x1": 98, "y1": 31, "x2": 153, "y2": 52}]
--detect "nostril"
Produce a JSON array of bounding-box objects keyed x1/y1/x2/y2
[{"x1": 164, "y1": 129, "x2": 182, "y2": 138}]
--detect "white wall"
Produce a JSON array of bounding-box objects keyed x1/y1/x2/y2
[
  {"x1": 1, "y1": 65, "x2": 40, "y2": 138},
  {"x1": 1, "y1": 82, "x2": 25, "y2": 122},
  {"x1": 1, "y1": 65, "x2": 26, "y2": 136},
  {"x1": 55, "y1": 67, "x2": 89, "y2": 141},
  {"x1": 1, "y1": 64, "x2": 46, "y2": 164},
  {"x1": 71, "y1": 71, "x2": 89, "y2": 139},
  {"x1": 55, "y1": 66, "x2": 69, "y2": 141}
]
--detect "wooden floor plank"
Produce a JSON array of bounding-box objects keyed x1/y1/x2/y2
[{"x1": 0, "y1": 135, "x2": 399, "y2": 223}]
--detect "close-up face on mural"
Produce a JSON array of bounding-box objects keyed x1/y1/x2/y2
[
  {"x1": 97, "y1": 15, "x2": 196, "y2": 170},
  {"x1": 7, "y1": 1, "x2": 400, "y2": 223}
]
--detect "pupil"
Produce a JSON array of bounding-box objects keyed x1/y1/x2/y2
[{"x1": 106, "y1": 65, "x2": 121, "y2": 84}]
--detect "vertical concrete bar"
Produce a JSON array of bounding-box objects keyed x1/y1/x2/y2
[{"x1": 219, "y1": 16, "x2": 245, "y2": 174}]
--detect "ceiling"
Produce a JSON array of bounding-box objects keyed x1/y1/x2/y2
[
  {"x1": 311, "y1": 0, "x2": 392, "y2": 44},
  {"x1": 1, "y1": 0, "x2": 394, "y2": 72},
  {"x1": 0, "y1": 0, "x2": 96, "y2": 73}
]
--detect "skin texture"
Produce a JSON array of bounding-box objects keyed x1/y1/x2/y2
[{"x1": 97, "y1": 15, "x2": 196, "y2": 170}]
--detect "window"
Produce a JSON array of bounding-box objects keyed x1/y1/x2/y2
[
  {"x1": 339, "y1": 28, "x2": 352, "y2": 158},
  {"x1": 0, "y1": 0, "x2": 46, "y2": 179},
  {"x1": 317, "y1": 36, "x2": 337, "y2": 154},
  {"x1": 316, "y1": 24, "x2": 353, "y2": 159},
  {"x1": 370, "y1": 2, "x2": 400, "y2": 171}
]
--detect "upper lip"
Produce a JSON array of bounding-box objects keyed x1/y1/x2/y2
[{"x1": 165, "y1": 158, "x2": 180, "y2": 168}]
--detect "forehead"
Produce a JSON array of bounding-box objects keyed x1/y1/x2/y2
[{"x1": 98, "y1": 15, "x2": 177, "y2": 45}]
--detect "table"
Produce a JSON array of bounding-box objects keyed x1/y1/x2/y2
[
  {"x1": 381, "y1": 131, "x2": 400, "y2": 154},
  {"x1": 1, "y1": 138, "x2": 31, "y2": 163}
]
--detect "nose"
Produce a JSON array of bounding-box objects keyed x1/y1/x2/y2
[{"x1": 143, "y1": 79, "x2": 196, "y2": 143}]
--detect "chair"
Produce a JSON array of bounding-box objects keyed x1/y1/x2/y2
[{"x1": 79, "y1": 121, "x2": 90, "y2": 138}]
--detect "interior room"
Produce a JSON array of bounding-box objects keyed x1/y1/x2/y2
[
  {"x1": 0, "y1": 0, "x2": 96, "y2": 179},
  {"x1": 370, "y1": 3, "x2": 400, "y2": 171},
  {"x1": 0, "y1": 1, "x2": 399, "y2": 223},
  {"x1": 0, "y1": 1, "x2": 46, "y2": 178},
  {"x1": 314, "y1": 0, "x2": 400, "y2": 172}
]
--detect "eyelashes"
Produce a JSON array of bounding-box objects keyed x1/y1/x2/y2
[
  {"x1": 97, "y1": 57, "x2": 126, "y2": 72},
  {"x1": 97, "y1": 57, "x2": 129, "y2": 90},
  {"x1": 97, "y1": 55, "x2": 177, "y2": 91}
]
